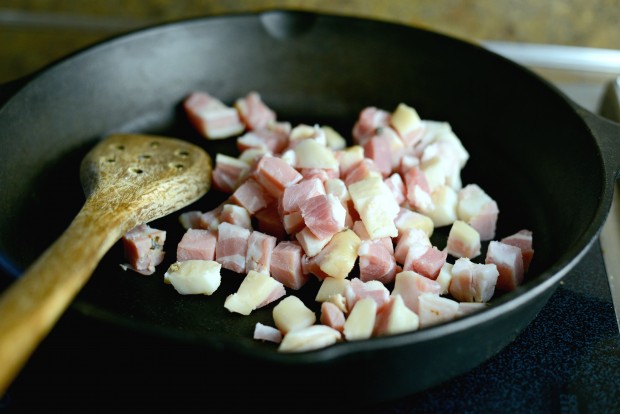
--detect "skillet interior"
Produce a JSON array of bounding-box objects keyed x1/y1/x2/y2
[{"x1": 0, "y1": 11, "x2": 607, "y2": 400}]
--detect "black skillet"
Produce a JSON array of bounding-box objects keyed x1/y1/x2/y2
[{"x1": 1, "y1": 10, "x2": 619, "y2": 406}]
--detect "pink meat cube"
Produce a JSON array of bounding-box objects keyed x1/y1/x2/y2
[
  {"x1": 211, "y1": 153, "x2": 250, "y2": 193},
  {"x1": 391, "y1": 271, "x2": 442, "y2": 313},
  {"x1": 320, "y1": 302, "x2": 346, "y2": 332},
  {"x1": 352, "y1": 106, "x2": 391, "y2": 147},
  {"x1": 404, "y1": 245, "x2": 447, "y2": 280},
  {"x1": 299, "y1": 194, "x2": 346, "y2": 240},
  {"x1": 501, "y1": 229, "x2": 534, "y2": 272},
  {"x1": 281, "y1": 177, "x2": 326, "y2": 214},
  {"x1": 254, "y1": 154, "x2": 303, "y2": 198},
  {"x1": 246, "y1": 231, "x2": 277, "y2": 275},
  {"x1": 343, "y1": 159, "x2": 382, "y2": 186},
  {"x1": 219, "y1": 204, "x2": 252, "y2": 230},
  {"x1": 485, "y1": 241, "x2": 525, "y2": 291},
  {"x1": 253, "y1": 322, "x2": 282, "y2": 343},
  {"x1": 363, "y1": 135, "x2": 392, "y2": 178},
  {"x1": 404, "y1": 166, "x2": 432, "y2": 211},
  {"x1": 254, "y1": 204, "x2": 287, "y2": 240},
  {"x1": 236, "y1": 126, "x2": 289, "y2": 154},
  {"x1": 344, "y1": 278, "x2": 391, "y2": 312},
  {"x1": 358, "y1": 240, "x2": 398, "y2": 285},
  {"x1": 234, "y1": 91, "x2": 277, "y2": 130},
  {"x1": 231, "y1": 178, "x2": 274, "y2": 214},
  {"x1": 215, "y1": 222, "x2": 251, "y2": 274},
  {"x1": 394, "y1": 227, "x2": 431, "y2": 265},
  {"x1": 176, "y1": 228, "x2": 217, "y2": 262},
  {"x1": 183, "y1": 91, "x2": 245, "y2": 139},
  {"x1": 384, "y1": 173, "x2": 406, "y2": 206},
  {"x1": 122, "y1": 224, "x2": 166, "y2": 275},
  {"x1": 449, "y1": 257, "x2": 499, "y2": 303},
  {"x1": 270, "y1": 241, "x2": 309, "y2": 290}
]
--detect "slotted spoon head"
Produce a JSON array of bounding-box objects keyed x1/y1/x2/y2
[{"x1": 80, "y1": 133, "x2": 212, "y2": 232}]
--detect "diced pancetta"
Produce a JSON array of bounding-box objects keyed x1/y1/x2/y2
[
  {"x1": 405, "y1": 166, "x2": 433, "y2": 212},
  {"x1": 253, "y1": 322, "x2": 283, "y2": 343},
  {"x1": 219, "y1": 204, "x2": 252, "y2": 230},
  {"x1": 254, "y1": 204, "x2": 287, "y2": 240},
  {"x1": 344, "y1": 278, "x2": 391, "y2": 311},
  {"x1": 343, "y1": 158, "x2": 383, "y2": 187},
  {"x1": 176, "y1": 228, "x2": 217, "y2": 262},
  {"x1": 281, "y1": 177, "x2": 326, "y2": 214},
  {"x1": 246, "y1": 231, "x2": 277, "y2": 275},
  {"x1": 234, "y1": 91, "x2": 277, "y2": 131},
  {"x1": 183, "y1": 91, "x2": 245, "y2": 139},
  {"x1": 404, "y1": 245, "x2": 447, "y2": 280},
  {"x1": 122, "y1": 224, "x2": 166, "y2": 275},
  {"x1": 215, "y1": 222, "x2": 251, "y2": 274},
  {"x1": 391, "y1": 271, "x2": 442, "y2": 313},
  {"x1": 358, "y1": 240, "x2": 399, "y2": 284},
  {"x1": 270, "y1": 241, "x2": 309, "y2": 290},
  {"x1": 373, "y1": 294, "x2": 420, "y2": 336},
  {"x1": 449, "y1": 257, "x2": 499, "y2": 303},
  {"x1": 417, "y1": 293, "x2": 459, "y2": 328},
  {"x1": 254, "y1": 154, "x2": 303, "y2": 197},
  {"x1": 212, "y1": 153, "x2": 251, "y2": 193},
  {"x1": 230, "y1": 178, "x2": 274, "y2": 214},
  {"x1": 320, "y1": 301, "x2": 346, "y2": 332},
  {"x1": 501, "y1": 229, "x2": 534, "y2": 272},
  {"x1": 384, "y1": 173, "x2": 406, "y2": 206},
  {"x1": 457, "y1": 184, "x2": 499, "y2": 241},
  {"x1": 178, "y1": 210, "x2": 203, "y2": 230},
  {"x1": 485, "y1": 240, "x2": 525, "y2": 291},
  {"x1": 394, "y1": 227, "x2": 432, "y2": 265},
  {"x1": 352, "y1": 106, "x2": 391, "y2": 147},
  {"x1": 446, "y1": 220, "x2": 481, "y2": 259},
  {"x1": 299, "y1": 194, "x2": 346, "y2": 240},
  {"x1": 363, "y1": 134, "x2": 392, "y2": 177}
]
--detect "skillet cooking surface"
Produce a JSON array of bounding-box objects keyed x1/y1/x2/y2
[{"x1": 0, "y1": 11, "x2": 610, "y2": 401}]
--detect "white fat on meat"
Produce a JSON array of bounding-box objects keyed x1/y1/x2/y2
[
  {"x1": 348, "y1": 176, "x2": 399, "y2": 239},
  {"x1": 449, "y1": 257, "x2": 499, "y2": 303},
  {"x1": 457, "y1": 184, "x2": 499, "y2": 241},
  {"x1": 417, "y1": 293, "x2": 459, "y2": 328},
  {"x1": 245, "y1": 231, "x2": 277, "y2": 276},
  {"x1": 391, "y1": 270, "x2": 442, "y2": 314},
  {"x1": 446, "y1": 220, "x2": 481, "y2": 259},
  {"x1": 253, "y1": 322, "x2": 283, "y2": 344},
  {"x1": 215, "y1": 222, "x2": 251, "y2": 274},
  {"x1": 224, "y1": 270, "x2": 286, "y2": 315},
  {"x1": 163, "y1": 260, "x2": 222, "y2": 295},
  {"x1": 278, "y1": 325, "x2": 341, "y2": 353}
]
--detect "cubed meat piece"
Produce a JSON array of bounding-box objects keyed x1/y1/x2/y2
[
  {"x1": 310, "y1": 229, "x2": 361, "y2": 280},
  {"x1": 404, "y1": 166, "x2": 433, "y2": 212},
  {"x1": 270, "y1": 241, "x2": 309, "y2": 290},
  {"x1": 352, "y1": 106, "x2": 391, "y2": 147},
  {"x1": 446, "y1": 220, "x2": 481, "y2": 259},
  {"x1": 384, "y1": 173, "x2": 406, "y2": 206},
  {"x1": 501, "y1": 229, "x2": 534, "y2": 272},
  {"x1": 163, "y1": 260, "x2": 221, "y2": 295},
  {"x1": 391, "y1": 270, "x2": 442, "y2": 313},
  {"x1": 183, "y1": 91, "x2": 245, "y2": 139},
  {"x1": 390, "y1": 102, "x2": 423, "y2": 147},
  {"x1": 122, "y1": 223, "x2": 166, "y2": 275},
  {"x1": 295, "y1": 227, "x2": 333, "y2": 258},
  {"x1": 343, "y1": 297, "x2": 377, "y2": 341},
  {"x1": 211, "y1": 153, "x2": 251, "y2": 193},
  {"x1": 374, "y1": 294, "x2": 420, "y2": 336},
  {"x1": 394, "y1": 227, "x2": 431, "y2": 265},
  {"x1": 253, "y1": 322, "x2": 283, "y2": 344},
  {"x1": 236, "y1": 125, "x2": 289, "y2": 154},
  {"x1": 485, "y1": 240, "x2": 525, "y2": 291},
  {"x1": 417, "y1": 293, "x2": 459, "y2": 328},
  {"x1": 178, "y1": 210, "x2": 203, "y2": 230},
  {"x1": 344, "y1": 278, "x2": 390, "y2": 311},
  {"x1": 254, "y1": 205, "x2": 287, "y2": 240},
  {"x1": 343, "y1": 158, "x2": 383, "y2": 186},
  {"x1": 457, "y1": 184, "x2": 499, "y2": 241},
  {"x1": 403, "y1": 245, "x2": 447, "y2": 280},
  {"x1": 246, "y1": 231, "x2": 277, "y2": 276},
  {"x1": 449, "y1": 257, "x2": 499, "y2": 303},
  {"x1": 224, "y1": 270, "x2": 285, "y2": 315},
  {"x1": 219, "y1": 204, "x2": 252, "y2": 230},
  {"x1": 299, "y1": 194, "x2": 346, "y2": 240},
  {"x1": 363, "y1": 134, "x2": 393, "y2": 177},
  {"x1": 358, "y1": 240, "x2": 398, "y2": 285},
  {"x1": 334, "y1": 145, "x2": 365, "y2": 177},
  {"x1": 281, "y1": 177, "x2": 326, "y2": 214},
  {"x1": 254, "y1": 154, "x2": 303, "y2": 198},
  {"x1": 215, "y1": 222, "x2": 251, "y2": 274},
  {"x1": 278, "y1": 325, "x2": 341, "y2": 353},
  {"x1": 176, "y1": 228, "x2": 217, "y2": 262},
  {"x1": 320, "y1": 301, "x2": 346, "y2": 332},
  {"x1": 234, "y1": 91, "x2": 277, "y2": 130},
  {"x1": 231, "y1": 178, "x2": 274, "y2": 214},
  {"x1": 394, "y1": 207, "x2": 434, "y2": 240},
  {"x1": 348, "y1": 176, "x2": 399, "y2": 239}
]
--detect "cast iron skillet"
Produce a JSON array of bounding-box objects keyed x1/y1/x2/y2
[{"x1": 1, "y1": 10, "x2": 619, "y2": 405}]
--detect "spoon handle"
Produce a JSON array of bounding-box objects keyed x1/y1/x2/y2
[{"x1": 0, "y1": 203, "x2": 126, "y2": 395}]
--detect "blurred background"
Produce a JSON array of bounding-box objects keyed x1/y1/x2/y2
[{"x1": 2, "y1": 0, "x2": 620, "y2": 84}]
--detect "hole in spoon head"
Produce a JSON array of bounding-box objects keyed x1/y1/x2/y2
[
  {"x1": 169, "y1": 162, "x2": 185, "y2": 170},
  {"x1": 129, "y1": 167, "x2": 144, "y2": 174},
  {"x1": 115, "y1": 145, "x2": 125, "y2": 151},
  {"x1": 175, "y1": 149, "x2": 190, "y2": 158},
  {"x1": 138, "y1": 154, "x2": 152, "y2": 160},
  {"x1": 150, "y1": 141, "x2": 160, "y2": 148}
]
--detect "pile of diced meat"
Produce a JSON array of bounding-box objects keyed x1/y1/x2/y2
[{"x1": 121, "y1": 90, "x2": 534, "y2": 353}]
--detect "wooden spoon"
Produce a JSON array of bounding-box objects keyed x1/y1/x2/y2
[{"x1": 0, "y1": 133, "x2": 212, "y2": 395}]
